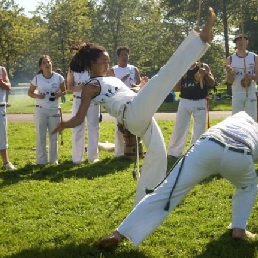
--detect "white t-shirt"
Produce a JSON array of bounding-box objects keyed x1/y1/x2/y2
[
  {"x1": 113, "y1": 64, "x2": 136, "y2": 88},
  {"x1": 73, "y1": 71, "x2": 90, "y2": 98},
  {"x1": 90, "y1": 76, "x2": 136, "y2": 118},
  {"x1": 203, "y1": 111, "x2": 258, "y2": 161},
  {"x1": 31, "y1": 72, "x2": 64, "y2": 109},
  {"x1": 231, "y1": 52, "x2": 256, "y2": 94}
]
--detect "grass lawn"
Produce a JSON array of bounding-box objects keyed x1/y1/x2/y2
[{"x1": 1, "y1": 120, "x2": 258, "y2": 258}]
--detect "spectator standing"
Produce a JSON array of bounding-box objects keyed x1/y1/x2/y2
[
  {"x1": 167, "y1": 62, "x2": 215, "y2": 158},
  {"x1": 226, "y1": 34, "x2": 258, "y2": 120},
  {"x1": 108, "y1": 46, "x2": 141, "y2": 157},
  {"x1": 67, "y1": 44, "x2": 100, "y2": 164},
  {"x1": 28, "y1": 55, "x2": 66, "y2": 165},
  {"x1": 0, "y1": 65, "x2": 16, "y2": 170}
]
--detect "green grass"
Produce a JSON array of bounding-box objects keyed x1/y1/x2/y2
[
  {"x1": 1, "y1": 120, "x2": 258, "y2": 258},
  {"x1": 8, "y1": 85, "x2": 232, "y2": 114}
]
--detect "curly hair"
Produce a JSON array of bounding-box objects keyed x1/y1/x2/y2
[
  {"x1": 116, "y1": 46, "x2": 130, "y2": 56},
  {"x1": 69, "y1": 42, "x2": 106, "y2": 73}
]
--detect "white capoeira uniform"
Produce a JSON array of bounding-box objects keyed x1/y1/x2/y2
[
  {"x1": 31, "y1": 72, "x2": 65, "y2": 165},
  {"x1": 0, "y1": 66, "x2": 8, "y2": 151},
  {"x1": 90, "y1": 31, "x2": 210, "y2": 206},
  {"x1": 167, "y1": 64, "x2": 209, "y2": 157},
  {"x1": 117, "y1": 111, "x2": 258, "y2": 246},
  {"x1": 71, "y1": 71, "x2": 100, "y2": 163},
  {"x1": 231, "y1": 52, "x2": 257, "y2": 120},
  {"x1": 112, "y1": 64, "x2": 137, "y2": 157}
]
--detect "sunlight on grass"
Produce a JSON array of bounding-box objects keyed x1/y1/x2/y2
[{"x1": 1, "y1": 120, "x2": 258, "y2": 258}]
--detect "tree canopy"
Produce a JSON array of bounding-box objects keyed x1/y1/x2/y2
[{"x1": 0, "y1": 0, "x2": 257, "y2": 84}]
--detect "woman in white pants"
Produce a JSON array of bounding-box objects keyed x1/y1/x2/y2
[
  {"x1": 53, "y1": 8, "x2": 215, "y2": 207},
  {"x1": 67, "y1": 66, "x2": 100, "y2": 164},
  {"x1": 28, "y1": 55, "x2": 66, "y2": 165}
]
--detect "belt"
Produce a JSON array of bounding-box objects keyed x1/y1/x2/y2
[
  {"x1": 73, "y1": 95, "x2": 81, "y2": 99},
  {"x1": 200, "y1": 136, "x2": 252, "y2": 155},
  {"x1": 0, "y1": 104, "x2": 5, "y2": 107},
  {"x1": 184, "y1": 98, "x2": 205, "y2": 101}
]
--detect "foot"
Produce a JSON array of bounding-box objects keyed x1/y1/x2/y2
[
  {"x1": 96, "y1": 230, "x2": 123, "y2": 250},
  {"x1": 3, "y1": 162, "x2": 17, "y2": 170},
  {"x1": 199, "y1": 7, "x2": 216, "y2": 43},
  {"x1": 232, "y1": 228, "x2": 256, "y2": 240}
]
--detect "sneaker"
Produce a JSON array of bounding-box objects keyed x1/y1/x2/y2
[
  {"x1": 89, "y1": 159, "x2": 99, "y2": 163},
  {"x1": 3, "y1": 162, "x2": 17, "y2": 170}
]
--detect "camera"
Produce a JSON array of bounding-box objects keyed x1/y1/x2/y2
[{"x1": 49, "y1": 92, "x2": 56, "y2": 101}]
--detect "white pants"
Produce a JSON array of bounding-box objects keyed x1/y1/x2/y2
[
  {"x1": 232, "y1": 92, "x2": 257, "y2": 121},
  {"x1": 114, "y1": 121, "x2": 124, "y2": 157},
  {"x1": 167, "y1": 98, "x2": 206, "y2": 157},
  {"x1": 34, "y1": 107, "x2": 60, "y2": 164},
  {"x1": 72, "y1": 98, "x2": 100, "y2": 163},
  {"x1": 117, "y1": 31, "x2": 210, "y2": 205},
  {"x1": 0, "y1": 106, "x2": 7, "y2": 149},
  {"x1": 118, "y1": 138, "x2": 257, "y2": 246}
]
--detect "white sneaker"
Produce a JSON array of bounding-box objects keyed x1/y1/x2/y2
[
  {"x1": 89, "y1": 159, "x2": 99, "y2": 163},
  {"x1": 3, "y1": 162, "x2": 17, "y2": 170}
]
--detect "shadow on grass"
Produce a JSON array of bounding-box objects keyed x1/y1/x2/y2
[
  {"x1": 4, "y1": 238, "x2": 149, "y2": 258},
  {"x1": 0, "y1": 156, "x2": 133, "y2": 188},
  {"x1": 194, "y1": 231, "x2": 258, "y2": 258}
]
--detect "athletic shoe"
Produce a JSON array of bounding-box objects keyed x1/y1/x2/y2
[{"x1": 3, "y1": 162, "x2": 17, "y2": 170}]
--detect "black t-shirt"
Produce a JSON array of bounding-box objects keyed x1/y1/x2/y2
[{"x1": 180, "y1": 65, "x2": 208, "y2": 100}]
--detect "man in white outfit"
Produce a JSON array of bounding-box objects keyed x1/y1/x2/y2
[
  {"x1": 97, "y1": 111, "x2": 257, "y2": 249},
  {"x1": 108, "y1": 46, "x2": 141, "y2": 157},
  {"x1": 53, "y1": 8, "x2": 215, "y2": 209},
  {"x1": 226, "y1": 34, "x2": 258, "y2": 120}
]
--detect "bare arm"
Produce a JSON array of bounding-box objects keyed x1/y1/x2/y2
[
  {"x1": 66, "y1": 69, "x2": 83, "y2": 92},
  {"x1": 201, "y1": 63, "x2": 215, "y2": 87},
  {"x1": 107, "y1": 68, "x2": 115, "y2": 77},
  {"x1": 173, "y1": 79, "x2": 182, "y2": 92},
  {"x1": 56, "y1": 81, "x2": 66, "y2": 99},
  {"x1": 226, "y1": 57, "x2": 235, "y2": 84},
  {"x1": 0, "y1": 67, "x2": 11, "y2": 91},
  {"x1": 134, "y1": 67, "x2": 141, "y2": 85},
  {"x1": 52, "y1": 83, "x2": 100, "y2": 134},
  {"x1": 27, "y1": 83, "x2": 45, "y2": 99}
]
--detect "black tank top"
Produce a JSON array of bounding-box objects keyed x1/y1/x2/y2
[{"x1": 180, "y1": 65, "x2": 208, "y2": 100}]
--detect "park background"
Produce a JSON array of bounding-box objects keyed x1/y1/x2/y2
[{"x1": 1, "y1": 0, "x2": 258, "y2": 257}]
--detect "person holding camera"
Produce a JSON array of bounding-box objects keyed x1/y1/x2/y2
[{"x1": 28, "y1": 55, "x2": 66, "y2": 166}]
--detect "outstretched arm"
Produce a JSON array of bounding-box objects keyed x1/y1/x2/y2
[{"x1": 52, "y1": 83, "x2": 100, "y2": 134}]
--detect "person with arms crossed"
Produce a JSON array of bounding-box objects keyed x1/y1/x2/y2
[
  {"x1": 52, "y1": 8, "x2": 215, "y2": 207},
  {"x1": 167, "y1": 61, "x2": 215, "y2": 159},
  {"x1": 67, "y1": 44, "x2": 100, "y2": 164},
  {"x1": 28, "y1": 55, "x2": 66, "y2": 166},
  {"x1": 226, "y1": 34, "x2": 258, "y2": 120},
  {"x1": 0, "y1": 65, "x2": 16, "y2": 170},
  {"x1": 108, "y1": 46, "x2": 141, "y2": 157}
]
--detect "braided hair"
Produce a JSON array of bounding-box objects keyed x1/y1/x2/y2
[{"x1": 69, "y1": 42, "x2": 106, "y2": 73}]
